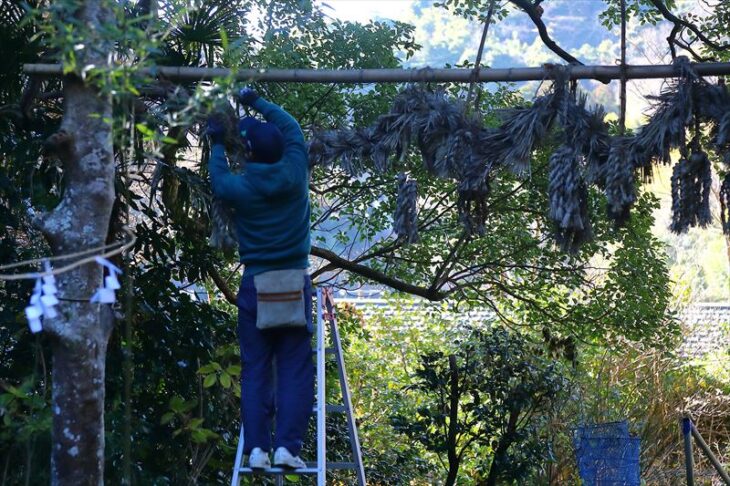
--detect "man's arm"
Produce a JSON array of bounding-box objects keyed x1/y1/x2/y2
[
  {"x1": 208, "y1": 144, "x2": 255, "y2": 203},
  {"x1": 239, "y1": 90, "x2": 306, "y2": 160}
]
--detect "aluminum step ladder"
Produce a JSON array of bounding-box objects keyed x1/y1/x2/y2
[{"x1": 231, "y1": 287, "x2": 366, "y2": 485}]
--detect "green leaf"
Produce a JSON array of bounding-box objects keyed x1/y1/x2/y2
[
  {"x1": 219, "y1": 373, "x2": 232, "y2": 389},
  {"x1": 188, "y1": 417, "x2": 204, "y2": 429},
  {"x1": 182, "y1": 399, "x2": 198, "y2": 413},
  {"x1": 198, "y1": 363, "x2": 218, "y2": 374},
  {"x1": 226, "y1": 364, "x2": 241, "y2": 376},
  {"x1": 169, "y1": 396, "x2": 186, "y2": 413},
  {"x1": 160, "y1": 412, "x2": 175, "y2": 425},
  {"x1": 203, "y1": 374, "x2": 218, "y2": 388},
  {"x1": 6, "y1": 386, "x2": 26, "y2": 399},
  {"x1": 190, "y1": 429, "x2": 208, "y2": 444},
  {"x1": 135, "y1": 123, "x2": 154, "y2": 137}
]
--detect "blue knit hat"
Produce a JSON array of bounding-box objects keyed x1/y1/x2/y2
[{"x1": 238, "y1": 117, "x2": 285, "y2": 164}]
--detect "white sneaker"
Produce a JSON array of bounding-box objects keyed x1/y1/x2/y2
[
  {"x1": 273, "y1": 447, "x2": 306, "y2": 469},
  {"x1": 248, "y1": 447, "x2": 271, "y2": 469}
]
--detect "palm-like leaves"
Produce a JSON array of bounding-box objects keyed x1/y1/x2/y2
[{"x1": 159, "y1": 0, "x2": 249, "y2": 67}]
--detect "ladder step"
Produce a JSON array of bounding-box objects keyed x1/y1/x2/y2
[
  {"x1": 312, "y1": 404, "x2": 346, "y2": 414},
  {"x1": 327, "y1": 404, "x2": 346, "y2": 413},
  {"x1": 312, "y1": 347, "x2": 335, "y2": 356},
  {"x1": 236, "y1": 467, "x2": 318, "y2": 475},
  {"x1": 237, "y1": 461, "x2": 355, "y2": 474}
]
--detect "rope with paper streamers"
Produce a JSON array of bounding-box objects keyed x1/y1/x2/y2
[
  {"x1": 0, "y1": 226, "x2": 136, "y2": 280},
  {"x1": 0, "y1": 227, "x2": 136, "y2": 334}
]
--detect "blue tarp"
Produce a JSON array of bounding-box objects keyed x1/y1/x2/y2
[{"x1": 574, "y1": 421, "x2": 641, "y2": 485}]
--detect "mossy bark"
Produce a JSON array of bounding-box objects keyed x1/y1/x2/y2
[{"x1": 38, "y1": 2, "x2": 116, "y2": 483}]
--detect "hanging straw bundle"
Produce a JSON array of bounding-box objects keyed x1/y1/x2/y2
[
  {"x1": 394, "y1": 173, "x2": 420, "y2": 243},
  {"x1": 631, "y1": 57, "x2": 698, "y2": 170},
  {"x1": 604, "y1": 137, "x2": 636, "y2": 225},
  {"x1": 547, "y1": 146, "x2": 592, "y2": 252},
  {"x1": 193, "y1": 57, "x2": 730, "y2": 252},
  {"x1": 308, "y1": 57, "x2": 730, "y2": 251},
  {"x1": 670, "y1": 146, "x2": 713, "y2": 233}
]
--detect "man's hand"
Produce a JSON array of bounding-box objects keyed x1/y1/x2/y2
[
  {"x1": 237, "y1": 87, "x2": 260, "y2": 105},
  {"x1": 206, "y1": 117, "x2": 226, "y2": 145}
]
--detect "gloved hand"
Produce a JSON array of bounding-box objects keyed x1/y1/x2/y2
[
  {"x1": 237, "y1": 87, "x2": 259, "y2": 105},
  {"x1": 206, "y1": 117, "x2": 226, "y2": 145}
]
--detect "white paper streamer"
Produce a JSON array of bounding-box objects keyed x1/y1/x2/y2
[
  {"x1": 24, "y1": 261, "x2": 63, "y2": 333},
  {"x1": 40, "y1": 261, "x2": 59, "y2": 319},
  {"x1": 90, "y1": 257, "x2": 123, "y2": 304},
  {"x1": 24, "y1": 258, "x2": 124, "y2": 332},
  {"x1": 25, "y1": 278, "x2": 43, "y2": 333}
]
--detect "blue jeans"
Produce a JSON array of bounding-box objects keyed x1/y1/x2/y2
[{"x1": 237, "y1": 274, "x2": 314, "y2": 456}]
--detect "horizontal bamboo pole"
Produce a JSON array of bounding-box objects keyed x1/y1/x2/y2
[{"x1": 23, "y1": 62, "x2": 730, "y2": 83}]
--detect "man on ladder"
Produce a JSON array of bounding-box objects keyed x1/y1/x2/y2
[{"x1": 207, "y1": 87, "x2": 313, "y2": 470}]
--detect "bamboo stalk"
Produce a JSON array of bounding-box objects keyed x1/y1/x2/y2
[
  {"x1": 690, "y1": 421, "x2": 730, "y2": 485},
  {"x1": 23, "y1": 62, "x2": 730, "y2": 83},
  {"x1": 466, "y1": 0, "x2": 497, "y2": 109},
  {"x1": 619, "y1": 0, "x2": 627, "y2": 134},
  {"x1": 683, "y1": 417, "x2": 696, "y2": 486}
]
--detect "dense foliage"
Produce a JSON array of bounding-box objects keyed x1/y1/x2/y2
[{"x1": 392, "y1": 326, "x2": 568, "y2": 485}]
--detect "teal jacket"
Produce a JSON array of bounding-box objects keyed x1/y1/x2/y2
[{"x1": 208, "y1": 98, "x2": 311, "y2": 277}]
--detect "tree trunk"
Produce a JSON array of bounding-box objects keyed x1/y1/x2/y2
[
  {"x1": 485, "y1": 409, "x2": 520, "y2": 486},
  {"x1": 38, "y1": 2, "x2": 116, "y2": 484},
  {"x1": 444, "y1": 354, "x2": 460, "y2": 486}
]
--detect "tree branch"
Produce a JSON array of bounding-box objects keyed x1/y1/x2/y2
[
  {"x1": 207, "y1": 265, "x2": 237, "y2": 305},
  {"x1": 674, "y1": 38, "x2": 713, "y2": 62},
  {"x1": 466, "y1": 0, "x2": 497, "y2": 109},
  {"x1": 647, "y1": 0, "x2": 730, "y2": 53},
  {"x1": 667, "y1": 23, "x2": 681, "y2": 60},
  {"x1": 508, "y1": 0, "x2": 610, "y2": 84},
  {"x1": 430, "y1": 232, "x2": 467, "y2": 291},
  {"x1": 310, "y1": 245, "x2": 447, "y2": 301},
  {"x1": 485, "y1": 408, "x2": 520, "y2": 486},
  {"x1": 445, "y1": 354, "x2": 461, "y2": 486}
]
